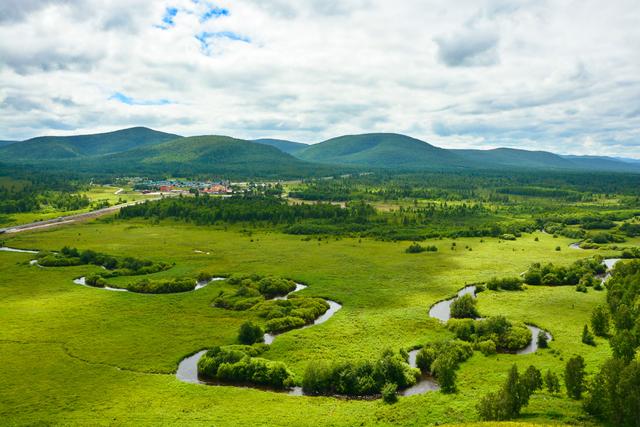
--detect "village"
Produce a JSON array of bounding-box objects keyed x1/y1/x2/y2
[{"x1": 118, "y1": 177, "x2": 283, "y2": 197}]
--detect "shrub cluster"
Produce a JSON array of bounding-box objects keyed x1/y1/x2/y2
[
  {"x1": 450, "y1": 294, "x2": 479, "y2": 319},
  {"x1": 447, "y1": 316, "x2": 532, "y2": 352},
  {"x1": 486, "y1": 277, "x2": 523, "y2": 291},
  {"x1": 523, "y1": 257, "x2": 606, "y2": 287},
  {"x1": 215, "y1": 275, "x2": 297, "y2": 310},
  {"x1": 126, "y1": 277, "x2": 196, "y2": 294},
  {"x1": 37, "y1": 246, "x2": 170, "y2": 276},
  {"x1": 302, "y1": 349, "x2": 419, "y2": 397},
  {"x1": 405, "y1": 242, "x2": 437, "y2": 253},
  {"x1": 198, "y1": 345, "x2": 294, "y2": 389},
  {"x1": 415, "y1": 340, "x2": 473, "y2": 393}
]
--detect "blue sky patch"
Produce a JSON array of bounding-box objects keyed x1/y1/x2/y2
[
  {"x1": 201, "y1": 5, "x2": 230, "y2": 21},
  {"x1": 196, "y1": 31, "x2": 251, "y2": 51},
  {"x1": 109, "y1": 92, "x2": 172, "y2": 106},
  {"x1": 156, "y1": 6, "x2": 178, "y2": 29}
]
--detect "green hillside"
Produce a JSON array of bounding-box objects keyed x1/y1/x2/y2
[
  {"x1": 454, "y1": 148, "x2": 571, "y2": 169},
  {"x1": 92, "y1": 135, "x2": 331, "y2": 178},
  {"x1": 297, "y1": 133, "x2": 464, "y2": 169},
  {"x1": 252, "y1": 138, "x2": 309, "y2": 155},
  {"x1": 0, "y1": 127, "x2": 180, "y2": 161},
  {"x1": 0, "y1": 140, "x2": 17, "y2": 148}
]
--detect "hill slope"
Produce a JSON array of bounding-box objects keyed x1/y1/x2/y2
[
  {"x1": 92, "y1": 135, "x2": 328, "y2": 178},
  {"x1": 0, "y1": 127, "x2": 180, "y2": 161},
  {"x1": 0, "y1": 140, "x2": 17, "y2": 148},
  {"x1": 297, "y1": 133, "x2": 464, "y2": 169},
  {"x1": 454, "y1": 148, "x2": 572, "y2": 169},
  {"x1": 252, "y1": 138, "x2": 309, "y2": 155}
]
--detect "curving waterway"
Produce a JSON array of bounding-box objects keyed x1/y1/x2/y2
[
  {"x1": 428, "y1": 284, "x2": 553, "y2": 354},
  {"x1": 176, "y1": 283, "x2": 344, "y2": 396},
  {"x1": 0, "y1": 245, "x2": 622, "y2": 397}
]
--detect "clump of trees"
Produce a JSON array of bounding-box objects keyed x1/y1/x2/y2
[
  {"x1": 197, "y1": 345, "x2": 293, "y2": 389},
  {"x1": 302, "y1": 349, "x2": 419, "y2": 397},
  {"x1": 214, "y1": 275, "x2": 297, "y2": 310},
  {"x1": 477, "y1": 364, "x2": 543, "y2": 420},
  {"x1": 583, "y1": 260, "x2": 640, "y2": 426},
  {"x1": 447, "y1": 316, "x2": 533, "y2": 352},
  {"x1": 415, "y1": 340, "x2": 474, "y2": 393},
  {"x1": 486, "y1": 277, "x2": 523, "y2": 291},
  {"x1": 523, "y1": 257, "x2": 606, "y2": 287},
  {"x1": 126, "y1": 277, "x2": 196, "y2": 294},
  {"x1": 214, "y1": 275, "x2": 329, "y2": 334},
  {"x1": 450, "y1": 294, "x2": 479, "y2": 319},
  {"x1": 405, "y1": 242, "x2": 437, "y2": 253},
  {"x1": 37, "y1": 246, "x2": 170, "y2": 276}
]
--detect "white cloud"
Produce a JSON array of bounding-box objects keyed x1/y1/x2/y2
[{"x1": 0, "y1": 0, "x2": 638, "y2": 158}]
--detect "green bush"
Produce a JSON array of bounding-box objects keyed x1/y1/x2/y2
[
  {"x1": 486, "y1": 277, "x2": 523, "y2": 291},
  {"x1": 477, "y1": 339, "x2": 497, "y2": 356},
  {"x1": 381, "y1": 382, "x2": 398, "y2": 404},
  {"x1": 537, "y1": 330, "x2": 549, "y2": 349},
  {"x1": 450, "y1": 294, "x2": 479, "y2": 319},
  {"x1": 126, "y1": 278, "x2": 195, "y2": 294},
  {"x1": 581, "y1": 325, "x2": 596, "y2": 346},
  {"x1": 238, "y1": 321, "x2": 264, "y2": 345},
  {"x1": 302, "y1": 349, "x2": 419, "y2": 397},
  {"x1": 198, "y1": 345, "x2": 293, "y2": 389},
  {"x1": 265, "y1": 316, "x2": 306, "y2": 333}
]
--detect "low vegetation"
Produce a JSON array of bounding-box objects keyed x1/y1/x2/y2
[
  {"x1": 447, "y1": 316, "x2": 533, "y2": 352},
  {"x1": 302, "y1": 349, "x2": 419, "y2": 397}
]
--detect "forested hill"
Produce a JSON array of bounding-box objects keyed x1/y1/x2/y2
[
  {"x1": 294, "y1": 133, "x2": 640, "y2": 173},
  {"x1": 252, "y1": 138, "x2": 309, "y2": 155},
  {"x1": 296, "y1": 133, "x2": 465, "y2": 169},
  {"x1": 0, "y1": 127, "x2": 180, "y2": 161},
  {"x1": 77, "y1": 135, "x2": 337, "y2": 178}
]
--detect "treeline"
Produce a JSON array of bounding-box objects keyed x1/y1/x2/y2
[
  {"x1": 119, "y1": 195, "x2": 374, "y2": 225},
  {"x1": 117, "y1": 194, "x2": 537, "y2": 241},
  {"x1": 523, "y1": 257, "x2": 606, "y2": 290},
  {"x1": 0, "y1": 172, "x2": 90, "y2": 214}
]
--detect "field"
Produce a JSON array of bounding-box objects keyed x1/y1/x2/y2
[
  {"x1": 0, "y1": 185, "x2": 155, "y2": 227},
  {"x1": 0, "y1": 216, "x2": 617, "y2": 426}
]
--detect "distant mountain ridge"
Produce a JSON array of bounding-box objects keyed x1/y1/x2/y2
[
  {"x1": 252, "y1": 138, "x2": 308, "y2": 155},
  {"x1": 66, "y1": 135, "x2": 334, "y2": 178},
  {"x1": 296, "y1": 133, "x2": 465, "y2": 169},
  {"x1": 0, "y1": 127, "x2": 638, "y2": 175},
  {"x1": 0, "y1": 127, "x2": 180, "y2": 160}
]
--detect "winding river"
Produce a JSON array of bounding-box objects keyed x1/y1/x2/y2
[
  {"x1": 428, "y1": 285, "x2": 553, "y2": 354},
  {"x1": 0, "y1": 245, "x2": 623, "y2": 397},
  {"x1": 176, "y1": 283, "x2": 344, "y2": 396}
]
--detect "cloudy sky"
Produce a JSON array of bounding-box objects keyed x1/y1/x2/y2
[{"x1": 1, "y1": 0, "x2": 639, "y2": 157}]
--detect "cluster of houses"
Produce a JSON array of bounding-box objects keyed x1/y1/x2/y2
[{"x1": 132, "y1": 178, "x2": 233, "y2": 195}]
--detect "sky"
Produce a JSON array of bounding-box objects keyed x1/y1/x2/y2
[{"x1": 0, "y1": 0, "x2": 639, "y2": 157}]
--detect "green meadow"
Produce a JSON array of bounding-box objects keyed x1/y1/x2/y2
[{"x1": 0, "y1": 218, "x2": 613, "y2": 425}]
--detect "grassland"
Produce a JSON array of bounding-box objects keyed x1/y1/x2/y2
[
  {"x1": 0, "y1": 185, "x2": 154, "y2": 227},
  {"x1": 0, "y1": 214, "x2": 620, "y2": 426}
]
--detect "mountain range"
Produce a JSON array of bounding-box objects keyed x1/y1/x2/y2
[{"x1": 0, "y1": 127, "x2": 638, "y2": 177}]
